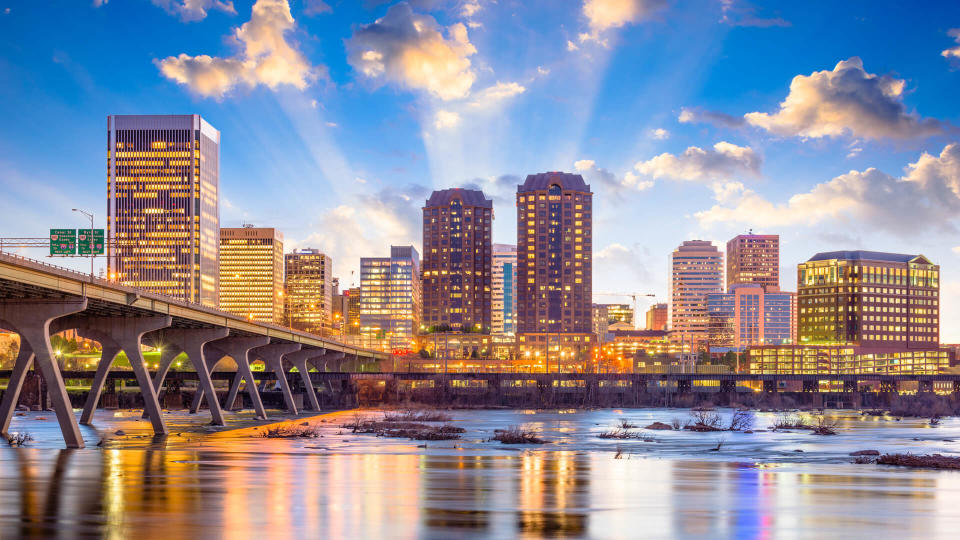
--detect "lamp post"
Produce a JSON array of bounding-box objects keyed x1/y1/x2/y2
[{"x1": 72, "y1": 208, "x2": 95, "y2": 280}]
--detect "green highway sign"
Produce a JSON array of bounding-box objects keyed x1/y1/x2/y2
[
  {"x1": 49, "y1": 229, "x2": 77, "y2": 256},
  {"x1": 77, "y1": 229, "x2": 105, "y2": 255}
]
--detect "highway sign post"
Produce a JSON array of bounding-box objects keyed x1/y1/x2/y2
[
  {"x1": 49, "y1": 229, "x2": 77, "y2": 256},
  {"x1": 77, "y1": 229, "x2": 105, "y2": 255}
]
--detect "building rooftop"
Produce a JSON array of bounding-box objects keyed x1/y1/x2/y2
[
  {"x1": 807, "y1": 250, "x2": 933, "y2": 264},
  {"x1": 425, "y1": 188, "x2": 492, "y2": 208},
  {"x1": 518, "y1": 172, "x2": 591, "y2": 193}
]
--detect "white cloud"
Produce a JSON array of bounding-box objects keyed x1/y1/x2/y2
[
  {"x1": 157, "y1": 0, "x2": 319, "y2": 98},
  {"x1": 579, "y1": 0, "x2": 667, "y2": 43},
  {"x1": 566, "y1": 40, "x2": 580, "y2": 52},
  {"x1": 537, "y1": 66, "x2": 550, "y2": 76},
  {"x1": 346, "y1": 2, "x2": 477, "y2": 101},
  {"x1": 574, "y1": 159, "x2": 595, "y2": 171},
  {"x1": 650, "y1": 128, "x2": 669, "y2": 140},
  {"x1": 633, "y1": 141, "x2": 762, "y2": 182},
  {"x1": 325, "y1": 121, "x2": 338, "y2": 127},
  {"x1": 467, "y1": 81, "x2": 525, "y2": 108},
  {"x1": 293, "y1": 185, "x2": 428, "y2": 280},
  {"x1": 952, "y1": 246, "x2": 960, "y2": 254},
  {"x1": 719, "y1": 0, "x2": 790, "y2": 28},
  {"x1": 696, "y1": 143, "x2": 960, "y2": 236},
  {"x1": 303, "y1": 0, "x2": 332, "y2": 16},
  {"x1": 745, "y1": 57, "x2": 943, "y2": 139},
  {"x1": 151, "y1": 0, "x2": 236, "y2": 22},
  {"x1": 678, "y1": 106, "x2": 746, "y2": 128},
  {"x1": 92, "y1": 0, "x2": 107, "y2": 6},
  {"x1": 943, "y1": 29, "x2": 960, "y2": 65},
  {"x1": 574, "y1": 159, "x2": 652, "y2": 192},
  {"x1": 434, "y1": 109, "x2": 461, "y2": 129},
  {"x1": 460, "y1": 0, "x2": 481, "y2": 18}
]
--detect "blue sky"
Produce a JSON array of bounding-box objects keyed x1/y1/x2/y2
[{"x1": 2, "y1": 1, "x2": 960, "y2": 336}]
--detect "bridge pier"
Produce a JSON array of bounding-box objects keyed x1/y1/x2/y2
[
  {"x1": 313, "y1": 351, "x2": 345, "y2": 372},
  {"x1": 920, "y1": 380, "x2": 934, "y2": 393},
  {"x1": 283, "y1": 349, "x2": 324, "y2": 411},
  {"x1": 146, "y1": 328, "x2": 229, "y2": 424},
  {"x1": 251, "y1": 343, "x2": 303, "y2": 415},
  {"x1": 802, "y1": 380, "x2": 818, "y2": 393},
  {"x1": 213, "y1": 336, "x2": 271, "y2": 419},
  {"x1": 676, "y1": 379, "x2": 691, "y2": 394},
  {"x1": 54, "y1": 315, "x2": 173, "y2": 436},
  {"x1": 0, "y1": 298, "x2": 88, "y2": 448}
]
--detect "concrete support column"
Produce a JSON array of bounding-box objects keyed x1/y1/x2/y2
[
  {"x1": 213, "y1": 336, "x2": 271, "y2": 419},
  {"x1": 142, "y1": 328, "x2": 229, "y2": 423},
  {"x1": 313, "y1": 351, "x2": 345, "y2": 372},
  {"x1": 189, "y1": 344, "x2": 228, "y2": 415},
  {"x1": 58, "y1": 315, "x2": 172, "y2": 435},
  {"x1": 284, "y1": 349, "x2": 324, "y2": 411},
  {"x1": 0, "y1": 299, "x2": 88, "y2": 448},
  {"x1": 251, "y1": 343, "x2": 302, "y2": 415},
  {"x1": 79, "y1": 342, "x2": 122, "y2": 425},
  {"x1": 0, "y1": 343, "x2": 33, "y2": 436}
]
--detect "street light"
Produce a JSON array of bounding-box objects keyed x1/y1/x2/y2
[{"x1": 71, "y1": 208, "x2": 95, "y2": 280}]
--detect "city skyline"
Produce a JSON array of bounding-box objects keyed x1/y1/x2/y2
[{"x1": 2, "y1": 1, "x2": 960, "y2": 338}]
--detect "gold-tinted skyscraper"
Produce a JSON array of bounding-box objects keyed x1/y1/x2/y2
[
  {"x1": 284, "y1": 249, "x2": 335, "y2": 336},
  {"x1": 107, "y1": 115, "x2": 220, "y2": 306},
  {"x1": 218, "y1": 226, "x2": 284, "y2": 324}
]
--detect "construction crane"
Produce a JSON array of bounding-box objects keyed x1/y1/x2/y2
[{"x1": 593, "y1": 292, "x2": 657, "y2": 328}]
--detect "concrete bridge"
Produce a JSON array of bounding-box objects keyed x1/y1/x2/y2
[{"x1": 0, "y1": 252, "x2": 388, "y2": 448}]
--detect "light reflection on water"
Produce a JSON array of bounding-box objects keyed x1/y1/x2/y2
[{"x1": 1, "y1": 409, "x2": 960, "y2": 538}]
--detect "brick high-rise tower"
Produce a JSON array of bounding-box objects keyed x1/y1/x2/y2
[
  {"x1": 516, "y1": 172, "x2": 593, "y2": 370},
  {"x1": 421, "y1": 188, "x2": 493, "y2": 332}
]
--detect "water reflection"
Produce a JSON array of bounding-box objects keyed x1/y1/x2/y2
[{"x1": 2, "y1": 438, "x2": 960, "y2": 537}]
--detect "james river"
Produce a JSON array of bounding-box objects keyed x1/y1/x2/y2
[{"x1": 2, "y1": 408, "x2": 960, "y2": 539}]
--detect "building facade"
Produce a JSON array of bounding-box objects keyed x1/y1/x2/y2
[
  {"x1": 748, "y1": 345, "x2": 949, "y2": 375},
  {"x1": 592, "y1": 303, "x2": 634, "y2": 337},
  {"x1": 218, "y1": 226, "x2": 283, "y2": 324},
  {"x1": 516, "y1": 172, "x2": 593, "y2": 370},
  {"x1": 797, "y1": 251, "x2": 939, "y2": 350},
  {"x1": 707, "y1": 284, "x2": 794, "y2": 351},
  {"x1": 359, "y1": 246, "x2": 421, "y2": 352},
  {"x1": 646, "y1": 303, "x2": 668, "y2": 331},
  {"x1": 726, "y1": 233, "x2": 780, "y2": 291},
  {"x1": 107, "y1": 114, "x2": 220, "y2": 306},
  {"x1": 492, "y1": 244, "x2": 518, "y2": 336},
  {"x1": 421, "y1": 188, "x2": 493, "y2": 332},
  {"x1": 670, "y1": 240, "x2": 723, "y2": 346},
  {"x1": 284, "y1": 249, "x2": 334, "y2": 336}
]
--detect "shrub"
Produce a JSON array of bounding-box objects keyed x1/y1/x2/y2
[{"x1": 492, "y1": 426, "x2": 545, "y2": 444}]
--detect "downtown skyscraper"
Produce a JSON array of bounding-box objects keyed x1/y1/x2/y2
[
  {"x1": 421, "y1": 188, "x2": 492, "y2": 332},
  {"x1": 670, "y1": 240, "x2": 723, "y2": 345},
  {"x1": 218, "y1": 226, "x2": 284, "y2": 324},
  {"x1": 726, "y1": 233, "x2": 780, "y2": 291},
  {"x1": 516, "y1": 172, "x2": 593, "y2": 369},
  {"x1": 106, "y1": 114, "x2": 220, "y2": 306},
  {"x1": 359, "y1": 246, "x2": 421, "y2": 352},
  {"x1": 284, "y1": 249, "x2": 335, "y2": 336}
]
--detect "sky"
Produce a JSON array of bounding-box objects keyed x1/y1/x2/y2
[{"x1": 1, "y1": 1, "x2": 960, "y2": 336}]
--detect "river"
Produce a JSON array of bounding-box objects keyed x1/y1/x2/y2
[{"x1": 2, "y1": 408, "x2": 959, "y2": 538}]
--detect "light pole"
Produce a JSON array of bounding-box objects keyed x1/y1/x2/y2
[{"x1": 72, "y1": 208, "x2": 94, "y2": 280}]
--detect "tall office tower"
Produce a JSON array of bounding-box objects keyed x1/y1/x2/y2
[
  {"x1": 345, "y1": 286, "x2": 361, "y2": 335},
  {"x1": 516, "y1": 172, "x2": 593, "y2": 367},
  {"x1": 284, "y1": 249, "x2": 334, "y2": 336},
  {"x1": 360, "y1": 246, "x2": 421, "y2": 352},
  {"x1": 492, "y1": 244, "x2": 518, "y2": 335},
  {"x1": 670, "y1": 240, "x2": 723, "y2": 345},
  {"x1": 727, "y1": 233, "x2": 780, "y2": 291},
  {"x1": 797, "y1": 251, "x2": 939, "y2": 350},
  {"x1": 218, "y1": 226, "x2": 284, "y2": 323},
  {"x1": 707, "y1": 284, "x2": 794, "y2": 350},
  {"x1": 107, "y1": 114, "x2": 220, "y2": 306},
  {"x1": 421, "y1": 188, "x2": 493, "y2": 331},
  {"x1": 646, "y1": 303, "x2": 668, "y2": 331}
]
